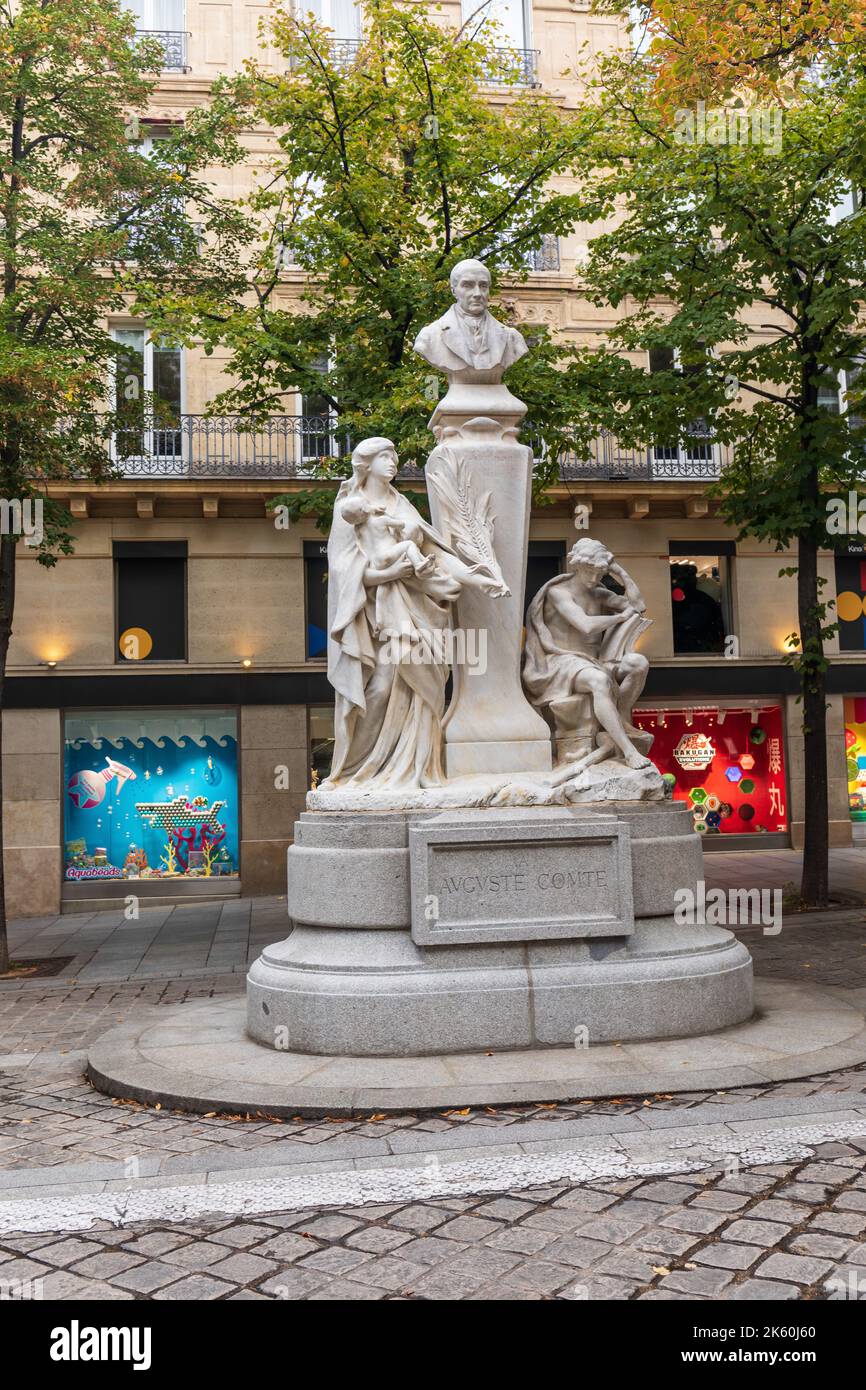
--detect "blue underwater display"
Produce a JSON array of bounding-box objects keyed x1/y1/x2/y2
[{"x1": 64, "y1": 714, "x2": 239, "y2": 882}]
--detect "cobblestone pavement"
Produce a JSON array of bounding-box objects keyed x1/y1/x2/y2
[
  {"x1": 1, "y1": 1144, "x2": 864, "y2": 1300},
  {"x1": 1, "y1": 900, "x2": 864, "y2": 1300}
]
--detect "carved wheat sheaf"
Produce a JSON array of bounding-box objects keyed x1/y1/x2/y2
[{"x1": 427, "y1": 447, "x2": 510, "y2": 596}]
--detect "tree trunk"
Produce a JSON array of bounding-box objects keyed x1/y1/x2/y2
[
  {"x1": 0, "y1": 531, "x2": 15, "y2": 973},
  {"x1": 797, "y1": 532, "x2": 829, "y2": 907}
]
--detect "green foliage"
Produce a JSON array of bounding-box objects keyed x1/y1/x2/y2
[
  {"x1": 570, "y1": 55, "x2": 866, "y2": 564},
  {"x1": 0, "y1": 0, "x2": 247, "y2": 560},
  {"x1": 192, "y1": 0, "x2": 606, "y2": 516}
]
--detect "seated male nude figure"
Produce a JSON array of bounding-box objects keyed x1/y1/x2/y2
[{"x1": 527, "y1": 538, "x2": 652, "y2": 772}]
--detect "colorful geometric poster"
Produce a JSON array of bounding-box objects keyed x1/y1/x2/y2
[
  {"x1": 63, "y1": 710, "x2": 238, "y2": 881},
  {"x1": 835, "y1": 555, "x2": 866, "y2": 651},
  {"x1": 844, "y1": 696, "x2": 866, "y2": 822},
  {"x1": 632, "y1": 704, "x2": 788, "y2": 835}
]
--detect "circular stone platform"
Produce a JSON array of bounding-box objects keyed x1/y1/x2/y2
[{"x1": 86, "y1": 978, "x2": 866, "y2": 1117}]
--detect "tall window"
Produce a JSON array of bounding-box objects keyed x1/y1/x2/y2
[
  {"x1": 835, "y1": 548, "x2": 866, "y2": 651},
  {"x1": 649, "y1": 344, "x2": 715, "y2": 475},
  {"x1": 112, "y1": 328, "x2": 183, "y2": 466},
  {"x1": 309, "y1": 0, "x2": 362, "y2": 39},
  {"x1": 304, "y1": 541, "x2": 329, "y2": 659},
  {"x1": 114, "y1": 542, "x2": 187, "y2": 662},
  {"x1": 300, "y1": 355, "x2": 338, "y2": 461},
  {"x1": 462, "y1": 0, "x2": 528, "y2": 47},
  {"x1": 669, "y1": 541, "x2": 734, "y2": 655},
  {"x1": 125, "y1": 0, "x2": 188, "y2": 70}
]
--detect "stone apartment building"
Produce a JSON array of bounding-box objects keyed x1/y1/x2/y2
[{"x1": 3, "y1": 0, "x2": 865, "y2": 918}]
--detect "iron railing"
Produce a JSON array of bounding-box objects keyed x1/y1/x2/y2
[
  {"x1": 302, "y1": 39, "x2": 539, "y2": 86},
  {"x1": 108, "y1": 414, "x2": 727, "y2": 481},
  {"x1": 483, "y1": 48, "x2": 540, "y2": 86},
  {"x1": 134, "y1": 29, "x2": 190, "y2": 72},
  {"x1": 524, "y1": 234, "x2": 560, "y2": 272}
]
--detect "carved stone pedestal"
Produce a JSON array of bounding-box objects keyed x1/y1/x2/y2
[{"x1": 246, "y1": 802, "x2": 753, "y2": 1057}]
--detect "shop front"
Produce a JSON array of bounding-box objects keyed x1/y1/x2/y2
[
  {"x1": 634, "y1": 701, "x2": 790, "y2": 845},
  {"x1": 844, "y1": 696, "x2": 866, "y2": 837},
  {"x1": 63, "y1": 708, "x2": 239, "y2": 895}
]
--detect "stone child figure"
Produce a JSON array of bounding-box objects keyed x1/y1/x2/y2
[
  {"x1": 413, "y1": 258, "x2": 528, "y2": 380},
  {"x1": 523, "y1": 538, "x2": 653, "y2": 774},
  {"x1": 339, "y1": 495, "x2": 436, "y2": 638}
]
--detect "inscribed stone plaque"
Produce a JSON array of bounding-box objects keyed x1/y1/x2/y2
[{"x1": 409, "y1": 809, "x2": 634, "y2": 946}]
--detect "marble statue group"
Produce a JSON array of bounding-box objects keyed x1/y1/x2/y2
[{"x1": 320, "y1": 257, "x2": 657, "y2": 803}]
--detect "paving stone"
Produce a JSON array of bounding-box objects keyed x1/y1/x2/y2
[
  {"x1": 121, "y1": 1231, "x2": 193, "y2": 1257},
  {"x1": 726, "y1": 1278, "x2": 800, "y2": 1300},
  {"x1": 550, "y1": 1190, "x2": 618, "y2": 1213},
  {"x1": 808, "y1": 1211, "x2": 866, "y2": 1237},
  {"x1": 0, "y1": 1256, "x2": 50, "y2": 1282},
  {"x1": 152, "y1": 1274, "x2": 233, "y2": 1300},
  {"x1": 692, "y1": 1243, "x2": 763, "y2": 1271},
  {"x1": 484, "y1": 1226, "x2": 556, "y2": 1256},
  {"x1": 200, "y1": 1222, "x2": 275, "y2": 1249},
  {"x1": 631, "y1": 1181, "x2": 697, "y2": 1205},
  {"x1": 723, "y1": 1218, "x2": 792, "y2": 1247},
  {"x1": 746, "y1": 1199, "x2": 811, "y2": 1224},
  {"x1": 72, "y1": 1251, "x2": 145, "y2": 1279},
  {"x1": 474, "y1": 1198, "x2": 535, "y2": 1221},
  {"x1": 109, "y1": 1260, "x2": 185, "y2": 1293},
  {"x1": 344, "y1": 1227, "x2": 413, "y2": 1255},
  {"x1": 659, "y1": 1208, "x2": 728, "y2": 1235},
  {"x1": 689, "y1": 1190, "x2": 751, "y2": 1212},
  {"x1": 468, "y1": 1282, "x2": 543, "y2": 1301},
  {"x1": 294, "y1": 1214, "x2": 363, "y2": 1241},
  {"x1": 205, "y1": 1251, "x2": 279, "y2": 1283},
  {"x1": 541, "y1": 1235, "x2": 613, "y2": 1269},
  {"x1": 569, "y1": 1214, "x2": 650, "y2": 1244},
  {"x1": 755, "y1": 1252, "x2": 834, "y2": 1284},
  {"x1": 500, "y1": 1259, "x2": 575, "y2": 1295},
  {"x1": 834, "y1": 1191, "x2": 866, "y2": 1212},
  {"x1": 346, "y1": 1255, "x2": 430, "y2": 1291},
  {"x1": 19, "y1": 1238, "x2": 100, "y2": 1268},
  {"x1": 436, "y1": 1215, "x2": 505, "y2": 1243},
  {"x1": 259, "y1": 1268, "x2": 329, "y2": 1299},
  {"x1": 788, "y1": 1232, "x2": 856, "y2": 1259},
  {"x1": 296, "y1": 1247, "x2": 373, "y2": 1276},
  {"x1": 595, "y1": 1247, "x2": 664, "y2": 1281},
  {"x1": 395, "y1": 1236, "x2": 468, "y2": 1266},
  {"x1": 160, "y1": 1241, "x2": 236, "y2": 1269},
  {"x1": 633, "y1": 1230, "x2": 702, "y2": 1258},
  {"x1": 660, "y1": 1266, "x2": 735, "y2": 1296},
  {"x1": 307, "y1": 1279, "x2": 387, "y2": 1300},
  {"x1": 387, "y1": 1205, "x2": 449, "y2": 1233},
  {"x1": 571, "y1": 1273, "x2": 636, "y2": 1300}
]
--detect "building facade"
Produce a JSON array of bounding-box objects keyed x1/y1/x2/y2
[{"x1": 3, "y1": 1, "x2": 864, "y2": 917}]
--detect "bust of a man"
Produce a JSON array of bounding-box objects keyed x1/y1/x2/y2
[{"x1": 414, "y1": 258, "x2": 528, "y2": 380}]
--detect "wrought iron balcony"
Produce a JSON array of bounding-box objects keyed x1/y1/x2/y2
[
  {"x1": 558, "y1": 428, "x2": 728, "y2": 482},
  {"x1": 134, "y1": 29, "x2": 190, "y2": 73},
  {"x1": 483, "y1": 48, "x2": 540, "y2": 87},
  {"x1": 107, "y1": 414, "x2": 727, "y2": 482},
  {"x1": 524, "y1": 234, "x2": 560, "y2": 272},
  {"x1": 296, "y1": 39, "x2": 539, "y2": 87}
]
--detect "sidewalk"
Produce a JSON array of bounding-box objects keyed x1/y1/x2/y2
[
  {"x1": 0, "y1": 847, "x2": 863, "y2": 1301},
  {"x1": 5, "y1": 847, "x2": 865, "y2": 988}
]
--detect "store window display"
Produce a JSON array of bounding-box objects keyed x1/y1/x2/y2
[
  {"x1": 844, "y1": 696, "x2": 866, "y2": 822},
  {"x1": 64, "y1": 709, "x2": 238, "y2": 882},
  {"x1": 633, "y1": 703, "x2": 788, "y2": 836}
]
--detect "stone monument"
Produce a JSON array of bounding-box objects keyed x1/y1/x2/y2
[{"x1": 246, "y1": 259, "x2": 753, "y2": 1057}]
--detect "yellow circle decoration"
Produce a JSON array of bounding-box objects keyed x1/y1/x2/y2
[
  {"x1": 118, "y1": 627, "x2": 153, "y2": 660},
  {"x1": 837, "y1": 591, "x2": 866, "y2": 623}
]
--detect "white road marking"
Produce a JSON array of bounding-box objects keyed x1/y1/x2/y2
[{"x1": 0, "y1": 1117, "x2": 863, "y2": 1235}]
